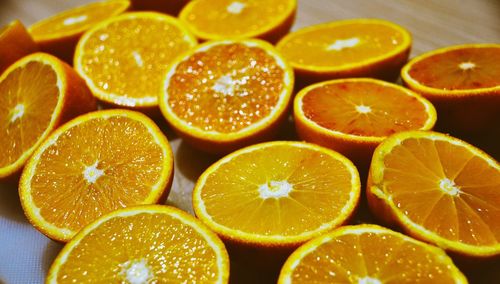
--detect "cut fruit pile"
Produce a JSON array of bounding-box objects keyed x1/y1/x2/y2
[{"x1": 1, "y1": 1, "x2": 499, "y2": 283}]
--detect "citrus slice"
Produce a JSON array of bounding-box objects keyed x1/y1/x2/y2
[
  {"x1": 0, "y1": 53, "x2": 96, "y2": 181},
  {"x1": 401, "y1": 44, "x2": 500, "y2": 134},
  {"x1": 75, "y1": 12, "x2": 197, "y2": 112},
  {"x1": 0, "y1": 20, "x2": 38, "y2": 74},
  {"x1": 47, "y1": 205, "x2": 229, "y2": 283},
  {"x1": 19, "y1": 109, "x2": 174, "y2": 242},
  {"x1": 294, "y1": 78, "x2": 436, "y2": 167},
  {"x1": 160, "y1": 39, "x2": 294, "y2": 154},
  {"x1": 193, "y1": 141, "x2": 360, "y2": 250},
  {"x1": 278, "y1": 224, "x2": 467, "y2": 284},
  {"x1": 276, "y1": 19, "x2": 412, "y2": 85},
  {"x1": 368, "y1": 130, "x2": 500, "y2": 258},
  {"x1": 28, "y1": 0, "x2": 130, "y2": 63},
  {"x1": 179, "y1": 0, "x2": 297, "y2": 42},
  {"x1": 131, "y1": 0, "x2": 188, "y2": 15}
]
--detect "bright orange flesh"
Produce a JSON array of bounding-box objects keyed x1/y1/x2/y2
[
  {"x1": 0, "y1": 20, "x2": 38, "y2": 74},
  {"x1": 279, "y1": 225, "x2": 467, "y2": 283},
  {"x1": 167, "y1": 42, "x2": 285, "y2": 133},
  {"x1": 180, "y1": 0, "x2": 296, "y2": 40},
  {"x1": 193, "y1": 141, "x2": 360, "y2": 246},
  {"x1": 47, "y1": 206, "x2": 229, "y2": 283},
  {"x1": 406, "y1": 47, "x2": 500, "y2": 90},
  {"x1": 0, "y1": 62, "x2": 58, "y2": 169},
  {"x1": 20, "y1": 110, "x2": 173, "y2": 241},
  {"x1": 28, "y1": 0, "x2": 130, "y2": 41},
  {"x1": 276, "y1": 20, "x2": 409, "y2": 70},
  {"x1": 369, "y1": 131, "x2": 500, "y2": 257},
  {"x1": 75, "y1": 12, "x2": 196, "y2": 107},
  {"x1": 300, "y1": 80, "x2": 432, "y2": 137}
]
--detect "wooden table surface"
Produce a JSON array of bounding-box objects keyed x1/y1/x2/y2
[{"x1": 0, "y1": 1, "x2": 499, "y2": 284}]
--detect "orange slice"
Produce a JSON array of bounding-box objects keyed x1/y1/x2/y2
[
  {"x1": 47, "y1": 205, "x2": 229, "y2": 283},
  {"x1": 193, "y1": 141, "x2": 360, "y2": 251},
  {"x1": 131, "y1": 0, "x2": 189, "y2": 15},
  {"x1": 276, "y1": 19, "x2": 412, "y2": 86},
  {"x1": 294, "y1": 78, "x2": 436, "y2": 167},
  {"x1": 75, "y1": 12, "x2": 197, "y2": 112},
  {"x1": 0, "y1": 53, "x2": 96, "y2": 181},
  {"x1": 0, "y1": 20, "x2": 38, "y2": 74},
  {"x1": 368, "y1": 130, "x2": 500, "y2": 258},
  {"x1": 19, "y1": 109, "x2": 174, "y2": 242},
  {"x1": 28, "y1": 0, "x2": 130, "y2": 63},
  {"x1": 160, "y1": 39, "x2": 294, "y2": 154},
  {"x1": 401, "y1": 44, "x2": 500, "y2": 134},
  {"x1": 179, "y1": 0, "x2": 297, "y2": 42},
  {"x1": 278, "y1": 224, "x2": 467, "y2": 283}
]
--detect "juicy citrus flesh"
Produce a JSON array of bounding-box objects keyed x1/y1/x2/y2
[
  {"x1": 277, "y1": 20, "x2": 409, "y2": 69},
  {"x1": 299, "y1": 79, "x2": 434, "y2": 137},
  {"x1": 405, "y1": 46, "x2": 500, "y2": 90},
  {"x1": 21, "y1": 111, "x2": 172, "y2": 240},
  {"x1": 180, "y1": 0, "x2": 295, "y2": 39},
  {"x1": 76, "y1": 12, "x2": 196, "y2": 106},
  {"x1": 371, "y1": 132, "x2": 500, "y2": 254},
  {"x1": 28, "y1": 0, "x2": 130, "y2": 40},
  {"x1": 48, "y1": 206, "x2": 229, "y2": 284},
  {"x1": 279, "y1": 225, "x2": 467, "y2": 284},
  {"x1": 0, "y1": 60, "x2": 59, "y2": 170},
  {"x1": 194, "y1": 141, "x2": 360, "y2": 244},
  {"x1": 166, "y1": 41, "x2": 287, "y2": 133}
]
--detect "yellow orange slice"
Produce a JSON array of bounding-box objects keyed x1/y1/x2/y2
[
  {"x1": 278, "y1": 224, "x2": 467, "y2": 283},
  {"x1": 368, "y1": 130, "x2": 500, "y2": 258},
  {"x1": 193, "y1": 141, "x2": 360, "y2": 250},
  {"x1": 47, "y1": 205, "x2": 229, "y2": 283},
  {"x1": 0, "y1": 53, "x2": 96, "y2": 180},
  {"x1": 75, "y1": 12, "x2": 197, "y2": 112},
  {"x1": 160, "y1": 39, "x2": 294, "y2": 154},
  {"x1": 294, "y1": 78, "x2": 436, "y2": 167},
  {"x1": 179, "y1": 0, "x2": 297, "y2": 42},
  {"x1": 28, "y1": 0, "x2": 130, "y2": 63},
  {"x1": 19, "y1": 110, "x2": 174, "y2": 242},
  {"x1": 276, "y1": 19, "x2": 412, "y2": 85},
  {"x1": 401, "y1": 44, "x2": 500, "y2": 134},
  {"x1": 0, "y1": 20, "x2": 38, "y2": 74}
]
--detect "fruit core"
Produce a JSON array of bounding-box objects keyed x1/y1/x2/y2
[
  {"x1": 259, "y1": 180, "x2": 293, "y2": 199},
  {"x1": 326, "y1": 37, "x2": 360, "y2": 51},
  {"x1": 227, "y1": 2, "x2": 246, "y2": 14},
  {"x1": 63, "y1": 15, "x2": 88, "y2": 26},
  {"x1": 10, "y1": 104, "x2": 25, "y2": 123},
  {"x1": 119, "y1": 259, "x2": 153, "y2": 284},
  {"x1": 439, "y1": 178, "x2": 460, "y2": 196},
  {"x1": 83, "y1": 161, "x2": 104, "y2": 184},
  {"x1": 458, "y1": 61, "x2": 475, "y2": 70}
]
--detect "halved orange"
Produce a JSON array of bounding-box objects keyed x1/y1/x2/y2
[
  {"x1": 75, "y1": 12, "x2": 197, "y2": 113},
  {"x1": 193, "y1": 141, "x2": 360, "y2": 252},
  {"x1": 278, "y1": 224, "x2": 467, "y2": 283},
  {"x1": 47, "y1": 205, "x2": 230, "y2": 283},
  {"x1": 28, "y1": 0, "x2": 130, "y2": 63},
  {"x1": 131, "y1": 0, "x2": 189, "y2": 15},
  {"x1": 19, "y1": 109, "x2": 174, "y2": 242},
  {"x1": 401, "y1": 44, "x2": 500, "y2": 134},
  {"x1": 368, "y1": 130, "x2": 500, "y2": 258},
  {"x1": 0, "y1": 52, "x2": 96, "y2": 181},
  {"x1": 0, "y1": 20, "x2": 38, "y2": 74},
  {"x1": 160, "y1": 39, "x2": 294, "y2": 154},
  {"x1": 294, "y1": 78, "x2": 436, "y2": 167},
  {"x1": 276, "y1": 19, "x2": 412, "y2": 86},
  {"x1": 179, "y1": 0, "x2": 297, "y2": 42}
]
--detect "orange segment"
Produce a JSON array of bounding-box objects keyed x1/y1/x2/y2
[
  {"x1": 401, "y1": 44, "x2": 500, "y2": 134},
  {"x1": 294, "y1": 78, "x2": 436, "y2": 167},
  {"x1": 276, "y1": 19, "x2": 411, "y2": 84},
  {"x1": 368, "y1": 130, "x2": 500, "y2": 258},
  {"x1": 19, "y1": 110, "x2": 174, "y2": 241},
  {"x1": 193, "y1": 141, "x2": 360, "y2": 248},
  {"x1": 47, "y1": 205, "x2": 229, "y2": 283},
  {"x1": 0, "y1": 53, "x2": 96, "y2": 180},
  {"x1": 75, "y1": 12, "x2": 197, "y2": 110},
  {"x1": 160, "y1": 39, "x2": 294, "y2": 153},
  {"x1": 28, "y1": 0, "x2": 130, "y2": 63},
  {"x1": 278, "y1": 224, "x2": 467, "y2": 283},
  {"x1": 0, "y1": 20, "x2": 38, "y2": 74},
  {"x1": 179, "y1": 0, "x2": 296, "y2": 42}
]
